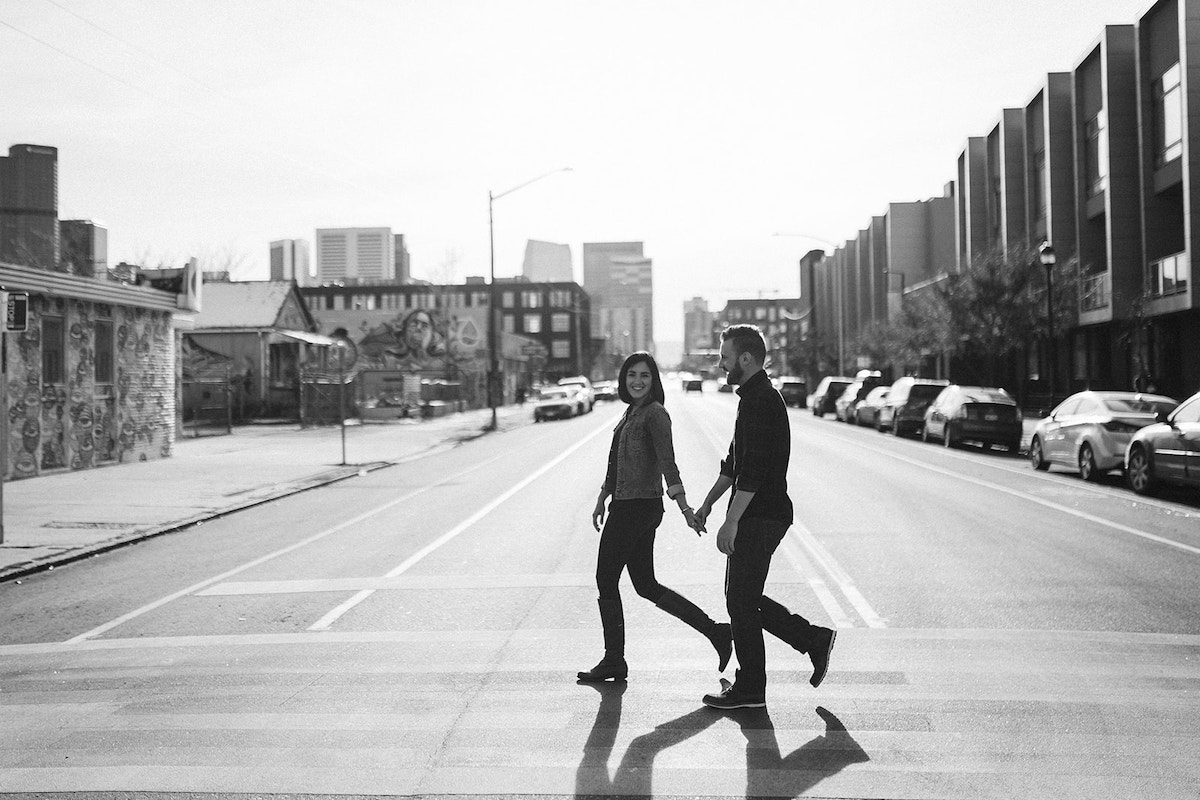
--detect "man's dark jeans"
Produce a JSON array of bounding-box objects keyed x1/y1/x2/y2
[{"x1": 725, "y1": 517, "x2": 815, "y2": 693}]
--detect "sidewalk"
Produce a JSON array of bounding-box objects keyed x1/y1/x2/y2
[{"x1": 0, "y1": 404, "x2": 534, "y2": 583}]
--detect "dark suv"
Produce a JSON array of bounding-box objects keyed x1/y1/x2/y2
[
  {"x1": 878, "y1": 377, "x2": 949, "y2": 436},
  {"x1": 811, "y1": 376, "x2": 853, "y2": 417}
]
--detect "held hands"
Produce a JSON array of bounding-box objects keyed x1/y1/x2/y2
[{"x1": 682, "y1": 507, "x2": 705, "y2": 535}]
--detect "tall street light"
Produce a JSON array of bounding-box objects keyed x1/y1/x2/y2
[
  {"x1": 1039, "y1": 241, "x2": 1057, "y2": 400},
  {"x1": 488, "y1": 167, "x2": 572, "y2": 430}
]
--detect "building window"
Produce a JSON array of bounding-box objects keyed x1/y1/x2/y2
[
  {"x1": 1033, "y1": 148, "x2": 1047, "y2": 219},
  {"x1": 552, "y1": 339, "x2": 571, "y2": 359},
  {"x1": 550, "y1": 289, "x2": 572, "y2": 307},
  {"x1": 522, "y1": 290, "x2": 543, "y2": 308},
  {"x1": 95, "y1": 318, "x2": 114, "y2": 384},
  {"x1": 502, "y1": 291, "x2": 515, "y2": 308},
  {"x1": 42, "y1": 316, "x2": 66, "y2": 383},
  {"x1": 1148, "y1": 251, "x2": 1188, "y2": 297},
  {"x1": 551, "y1": 312, "x2": 570, "y2": 333},
  {"x1": 755, "y1": 307, "x2": 767, "y2": 320},
  {"x1": 502, "y1": 314, "x2": 515, "y2": 333},
  {"x1": 1156, "y1": 63, "x2": 1183, "y2": 167},
  {"x1": 524, "y1": 314, "x2": 542, "y2": 334},
  {"x1": 1085, "y1": 109, "x2": 1108, "y2": 196}
]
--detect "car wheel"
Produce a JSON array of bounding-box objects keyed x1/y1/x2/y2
[
  {"x1": 892, "y1": 421, "x2": 904, "y2": 437},
  {"x1": 1127, "y1": 446, "x2": 1157, "y2": 495},
  {"x1": 1078, "y1": 443, "x2": 1099, "y2": 482},
  {"x1": 1029, "y1": 437, "x2": 1048, "y2": 470}
]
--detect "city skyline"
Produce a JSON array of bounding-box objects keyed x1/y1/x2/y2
[{"x1": 0, "y1": 0, "x2": 1155, "y2": 342}]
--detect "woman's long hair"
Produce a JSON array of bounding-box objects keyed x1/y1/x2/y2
[{"x1": 617, "y1": 351, "x2": 666, "y2": 406}]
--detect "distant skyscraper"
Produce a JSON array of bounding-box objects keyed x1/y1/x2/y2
[
  {"x1": 522, "y1": 240, "x2": 573, "y2": 282},
  {"x1": 683, "y1": 296, "x2": 713, "y2": 353},
  {"x1": 60, "y1": 220, "x2": 108, "y2": 278},
  {"x1": 583, "y1": 242, "x2": 654, "y2": 356},
  {"x1": 393, "y1": 234, "x2": 411, "y2": 284},
  {"x1": 315, "y1": 227, "x2": 394, "y2": 284},
  {"x1": 270, "y1": 239, "x2": 311, "y2": 285},
  {"x1": 0, "y1": 144, "x2": 59, "y2": 270}
]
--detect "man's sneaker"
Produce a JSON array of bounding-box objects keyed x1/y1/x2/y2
[
  {"x1": 809, "y1": 626, "x2": 837, "y2": 688},
  {"x1": 702, "y1": 679, "x2": 765, "y2": 710}
]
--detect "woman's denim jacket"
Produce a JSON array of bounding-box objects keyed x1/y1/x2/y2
[{"x1": 603, "y1": 400, "x2": 684, "y2": 500}]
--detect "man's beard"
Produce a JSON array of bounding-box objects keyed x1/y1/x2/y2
[{"x1": 726, "y1": 361, "x2": 745, "y2": 385}]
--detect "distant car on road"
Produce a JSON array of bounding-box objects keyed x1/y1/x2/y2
[
  {"x1": 778, "y1": 377, "x2": 808, "y2": 407},
  {"x1": 593, "y1": 380, "x2": 619, "y2": 402},
  {"x1": 557, "y1": 376, "x2": 594, "y2": 412},
  {"x1": 683, "y1": 377, "x2": 703, "y2": 392},
  {"x1": 533, "y1": 386, "x2": 584, "y2": 422},
  {"x1": 1124, "y1": 389, "x2": 1200, "y2": 495},
  {"x1": 855, "y1": 386, "x2": 890, "y2": 428},
  {"x1": 878, "y1": 377, "x2": 949, "y2": 436},
  {"x1": 811, "y1": 376, "x2": 853, "y2": 417},
  {"x1": 923, "y1": 385, "x2": 1022, "y2": 452},
  {"x1": 1028, "y1": 390, "x2": 1178, "y2": 481}
]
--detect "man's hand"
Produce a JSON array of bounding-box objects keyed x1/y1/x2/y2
[
  {"x1": 592, "y1": 498, "x2": 607, "y2": 531},
  {"x1": 683, "y1": 508, "x2": 705, "y2": 535},
  {"x1": 717, "y1": 517, "x2": 739, "y2": 555},
  {"x1": 694, "y1": 504, "x2": 710, "y2": 531}
]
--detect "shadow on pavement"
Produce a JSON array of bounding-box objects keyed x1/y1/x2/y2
[{"x1": 573, "y1": 680, "x2": 869, "y2": 799}]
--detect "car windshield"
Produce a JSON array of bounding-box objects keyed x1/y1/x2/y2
[
  {"x1": 909, "y1": 385, "x2": 946, "y2": 401},
  {"x1": 962, "y1": 389, "x2": 1013, "y2": 404},
  {"x1": 540, "y1": 389, "x2": 570, "y2": 400},
  {"x1": 1106, "y1": 397, "x2": 1178, "y2": 416}
]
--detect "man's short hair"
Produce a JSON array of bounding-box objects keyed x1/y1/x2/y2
[{"x1": 721, "y1": 324, "x2": 767, "y2": 364}]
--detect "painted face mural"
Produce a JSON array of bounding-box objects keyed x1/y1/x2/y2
[{"x1": 353, "y1": 309, "x2": 484, "y2": 371}]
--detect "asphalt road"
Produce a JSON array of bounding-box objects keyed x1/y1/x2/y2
[{"x1": 2, "y1": 384, "x2": 1199, "y2": 799}]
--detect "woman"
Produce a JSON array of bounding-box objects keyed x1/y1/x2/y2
[{"x1": 578, "y1": 352, "x2": 732, "y2": 682}]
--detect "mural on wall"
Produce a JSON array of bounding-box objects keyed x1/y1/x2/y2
[
  {"x1": 334, "y1": 308, "x2": 487, "y2": 373},
  {"x1": 5, "y1": 294, "x2": 174, "y2": 479}
]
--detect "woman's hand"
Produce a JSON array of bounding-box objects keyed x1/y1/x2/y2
[
  {"x1": 592, "y1": 497, "x2": 607, "y2": 531},
  {"x1": 683, "y1": 507, "x2": 705, "y2": 535},
  {"x1": 694, "y1": 503, "x2": 710, "y2": 531}
]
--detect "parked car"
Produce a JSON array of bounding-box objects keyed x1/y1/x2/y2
[
  {"x1": 717, "y1": 377, "x2": 733, "y2": 393},
  {"x1": 533, "y1": 386, "x2": 584, "y2": 422},
  {"x1": 778, "y1": 377, "x2": 808, "y2": 407},
  {"x1": 593, "y1": 380, "x2": 619, "y2": 402},
  {"x1": 922, "y1": 385, "x2": 1022, "y2": 451},
  {"x1": 878, "y1": 377, "x2": 949, "y2": 436},
  {"x1": 1028, "y1": 390, "x2": 1179, "y2": 480},
  {"x1": 1124, "y1": 389, "x2": 1200, "y2": 495},
  {"x1": 834, "y1": 380, "x2": 865, "y2": 422},
  {"x1": 855, "y1": 386, "x2": 890, "y2": 427},
  {"x1": 683, "y1": 376, "x2": 704, "y2": 392},
  {"x1": 557, "y1": 376, "x2": 594, "y2": 412},
  {"x1": 811, "y1": 376, "x2": 853, "y2": 417}
]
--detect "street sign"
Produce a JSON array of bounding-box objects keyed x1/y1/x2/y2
[{"x1": 1, "y1": 292, "x2": 29, "y2": 333}]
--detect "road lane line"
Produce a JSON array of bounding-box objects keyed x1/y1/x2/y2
[
  {"x1": 794, "y1": 523, "x2": 887, "y2": 628},
  {"x1": 776, "y1": 534, "x2": 855, "y2": 628},
  {"x1": 817, "y1": 431, "x2": 1200, "y2": 558},
  {"x1": 308, "y1": 414, "x2": 615, "y2": 631},
  {"x1": 65, "y1": 442, "x2": 524, "y2": 643}
]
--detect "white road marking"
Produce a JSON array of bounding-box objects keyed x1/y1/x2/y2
[
  {"x1": 776, "y1": 534, "x2": 855, "y2": 628},
  {"x1": 795, "y1": 522, "x2": 887, "y2": 628},
  {"x1": 813, "y1": 427, "x2": 1200, "y2": 557},
  {"x1": 308, "y1": 415, "x2": 615, "y2": 631},
  {"x1": 66, "y1": 441, "x2": 523, "y2": 643}
]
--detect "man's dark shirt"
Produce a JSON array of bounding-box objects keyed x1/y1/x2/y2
[{"x1": 720, "y1": 369, "x2": 793, "y2": 523}]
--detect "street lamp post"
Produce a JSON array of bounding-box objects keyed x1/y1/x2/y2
[
  {"x1": 1039, "y1": 242, "x2": 1057, "y2": 401},
  {"x1": 487, "y1": 167, "x2": 572, "y2": 430}
]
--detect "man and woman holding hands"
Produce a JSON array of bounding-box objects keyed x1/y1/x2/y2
[{"x1": 578, "y1": 324, "x2": 837, "y2": 710}]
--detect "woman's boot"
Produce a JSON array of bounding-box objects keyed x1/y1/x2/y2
[
  {"x1": 655, "y1": 588, "x2": 733, "y2": 671},
  {"x1": 578, "y1": 597, "x2": 628, "y2": 682}
]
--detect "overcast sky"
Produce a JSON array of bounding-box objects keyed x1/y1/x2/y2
[{"x1": 1, "y1": 0, "x2": 1154, "y2": 346}]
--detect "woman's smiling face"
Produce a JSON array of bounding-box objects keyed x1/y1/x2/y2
[{"x1": 625, "y1": 361, "x2": 653, "y2": 403}]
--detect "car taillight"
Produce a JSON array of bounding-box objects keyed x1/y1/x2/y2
[{"x1": 1103, "y1": 420, "x2": 1144, "y2": 434}]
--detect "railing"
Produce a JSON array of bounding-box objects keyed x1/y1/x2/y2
[
  {"x1": 1080, "y1": 272, "x2": 1110, "y2": 311},
  {"x1": 1147, "y1": 251, "x2": 1189, "y2": 297}
]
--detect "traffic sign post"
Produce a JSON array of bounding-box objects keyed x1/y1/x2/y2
[{"x1": 0, "y1": 290, "x2": 23, "y2": 543}]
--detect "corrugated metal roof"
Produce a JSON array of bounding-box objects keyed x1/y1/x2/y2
[{"x1": 192, "y1": 281, "x2": 296, "y2": 329}]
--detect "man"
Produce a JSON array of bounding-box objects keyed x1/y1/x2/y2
[{"x1": 694, "y1": 324, "x2": 836, "y2": 709}]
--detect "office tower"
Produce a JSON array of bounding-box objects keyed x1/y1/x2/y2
[
  {"x1": 315, "y1": 227, "x2": 394, "y2": 284},
  {"x1": 270, "y1": 239, "x2": 311, "y2": 285},
  {"x1": 522, "y1": 240, "x2": 573, "y2": 282},
  {"x1": 583, "y1": 242, "x2": 654, "y2": 356},
  {"x1": 60, "y1": 219, "x2": 108, "y2": 278},
  {"x1": 683, "y1": 296, "x2": 713, "y2": 352},
  {"x1": 393, "y1": 234, "x2": 411, "y2": 284},
  {"x1": 0, "y1": 144, "x2": 59, "y2": 270}
]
